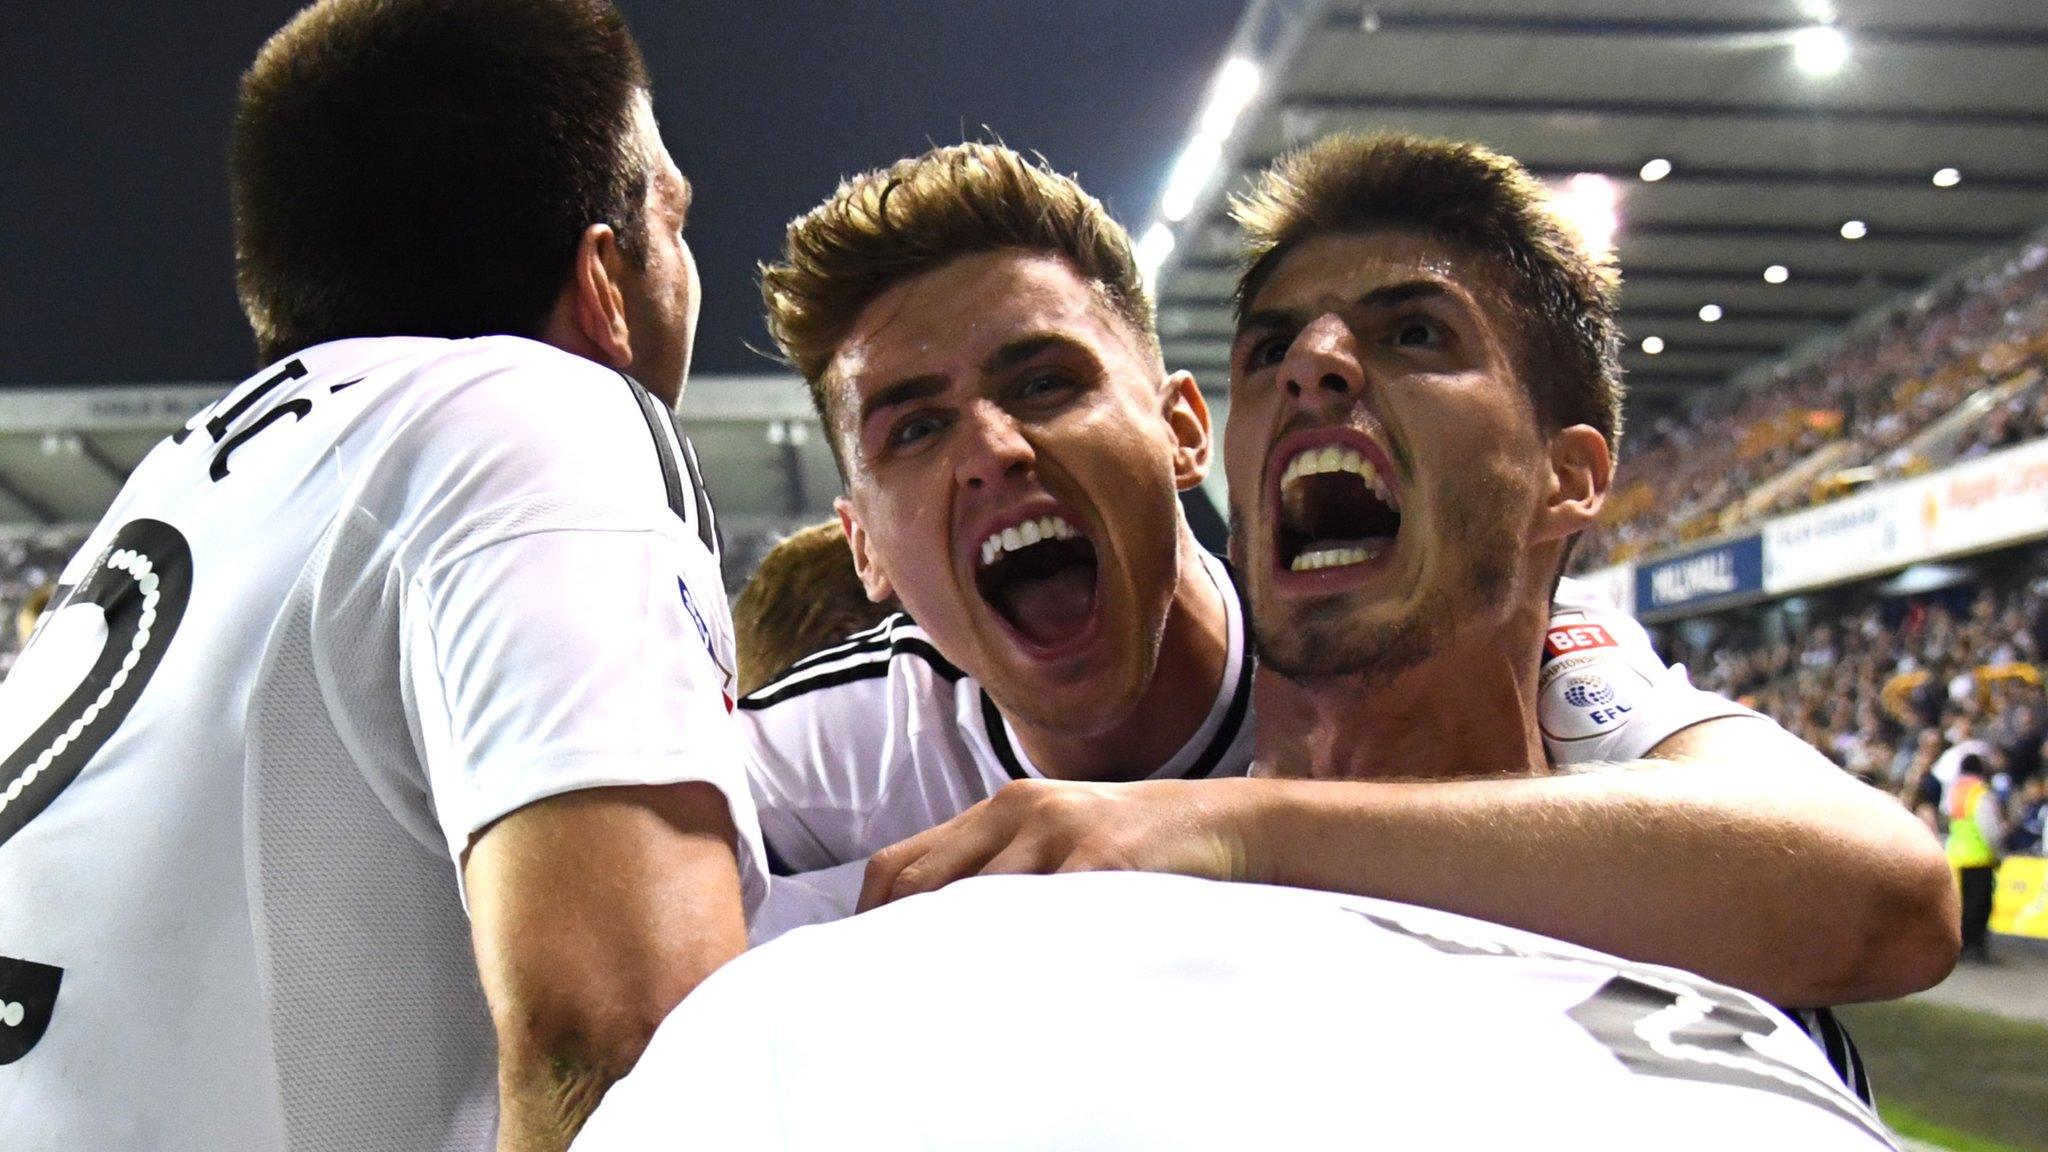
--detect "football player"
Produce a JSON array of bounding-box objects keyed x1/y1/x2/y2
[
  {"x1": 0, "y1": 3, "x2": 761, "y2": 1150},
  {"x1": 747, "y1": 142, "x2": 1955, "y2": 1023}
]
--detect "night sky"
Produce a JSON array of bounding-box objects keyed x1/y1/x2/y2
[{"x1": 0, "y1": 1, "x2": 1244, "y2": 385}]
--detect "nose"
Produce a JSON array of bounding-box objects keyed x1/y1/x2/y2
[
  {"x1": 953, "y1": 399, "x2": 1034, "y2": 490},
  {"x1": 1278, "y1": 313, "x2": 1363, "y2": 411}
]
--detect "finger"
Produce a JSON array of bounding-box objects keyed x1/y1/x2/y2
[
  {"x1": 978, "y1": 834, "x2": 1060, "y2": 878},
  {"x1": 875, "y1": 810, "x2": 1014, "y2": 906}
]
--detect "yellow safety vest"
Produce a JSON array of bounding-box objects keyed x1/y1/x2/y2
[{"x1": 1947, "y1": 775, "x2": 1999, "y2": 869}]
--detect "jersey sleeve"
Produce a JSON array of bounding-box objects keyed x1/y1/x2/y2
[
  {"x1": 385, "y1": 344, "x2": 766, "y2": 913},
  {"x1": 1539, "y1": 584, "x2": 1761, "y2": 766}
]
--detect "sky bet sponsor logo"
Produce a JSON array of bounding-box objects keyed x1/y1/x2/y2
[{"x1": 1544, "y1": 623, "x2": 1616, "y2": 661}]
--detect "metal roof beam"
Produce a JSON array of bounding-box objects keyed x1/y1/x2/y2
[
  {"x1": 1284, "y1": 94, "x2": 2048, "y2": 131},
  {"x1": 1623, "y1": 305, "x2": 1857, "y2": 324},
  {"x1": 76, "y1": 435, "x2": 130, "y2": 488},
  {"x1": 1320, "y1": 7, "x2": 2048, "y2": 50},
  {"x1": 0, "y1": 470, "x2": 58, "y2": 526},
  {"x1": 1524, "y1": 163, "x2": 2048, "y2": 194}
]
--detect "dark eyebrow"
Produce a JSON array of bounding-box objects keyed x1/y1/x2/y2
[
  {"x1": 980, "y1": 334, "x2": 1081, "y2": 376},
  {"x1": 857, "y1": 335, "x2": 1088, "y2": 434},
  {"x1": 1237, "y1": 280, "x2": 1456, "y2": 338},
  {"x1": 857, "y1": 375, "x2": 950, "y2": 432}
]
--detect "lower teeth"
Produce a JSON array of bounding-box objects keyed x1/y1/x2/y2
[{"x1": 1290, "y1": 546, "x2": 1380, "y2": 572}]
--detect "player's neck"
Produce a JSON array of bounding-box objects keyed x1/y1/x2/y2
[
  {"x1": 1254, "y1": 601, "x2": 1550, "y2": 781},
  {"x1": 1010, "y1": 534, "x2": 1230, "y2": 782}
]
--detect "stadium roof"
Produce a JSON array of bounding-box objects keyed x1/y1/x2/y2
[
  {"x1": 6, "y1": 1, "x2": 2046, "y2": 530},
  {"x1": 1147, "y1": 0, "x2": 2048, "y2": 411}
]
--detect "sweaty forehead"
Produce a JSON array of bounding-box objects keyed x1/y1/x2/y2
[{"x1": 826, "y1": 251, "x2": 1145, "y2": 411}]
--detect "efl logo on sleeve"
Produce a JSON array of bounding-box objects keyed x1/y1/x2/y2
[{"x1": 1544, "y1": 623, "x2": 1617, "y2": 660}]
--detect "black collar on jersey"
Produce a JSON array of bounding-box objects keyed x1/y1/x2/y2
[{"x1": 982, "y1": 551, "x2": 1255, "y2": 782}]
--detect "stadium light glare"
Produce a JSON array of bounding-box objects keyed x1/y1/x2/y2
[
  {"x1": 1698, "y1": 304, "x2": 1724, "y2": 323},
  {"x1": 1551, "y1": 173, "x2": 1620, "y2": 259},
  {"x1": 1933, "y1": 167, "x2": 1962, "y2": 188},
  {"x1": 1638, "y1": 158, "x2": 1672, "y2": 183},
  {"x1": 1792, "y1": 25, "x2": 1849, "y2": 76},
  {"x1": 1198, "y1": 58, "x2": 1262, "y2": 141},
  {"x1": 1840, "y1": 219, "x2": 1868, "y2": 240},
  {"x1": 1136, "y1": 222, "x2": 1176, "y2": 291},
  {"x1": 1160, "y1": 134, "x2": 1223, "y2": 223},
  {"x1": 1641, "y1": 336, "x2": 1665, "y2": 355},
  {"x1": 1764, "y1": 264, "x2": 1790, "y2": 284}
]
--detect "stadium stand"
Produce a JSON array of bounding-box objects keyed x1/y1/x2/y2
[{"x1": 1577, "y1": 234, "x2": 2048, "y2": 571}]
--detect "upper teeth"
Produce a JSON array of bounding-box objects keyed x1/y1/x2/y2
[
  {"x1": 980, "y1": 515, "x2": 1079, "y2": 567},
  {"x1": 1280, "y1": 444, "x2": 1396, "y2": 506}
]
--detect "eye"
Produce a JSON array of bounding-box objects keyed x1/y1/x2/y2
[
  {"x1": 1390, "y1": 317, "x2": 1445, "y2": 347},
  {"x1": 890, "y1": 412, "x2": 945, "y2": 447},
  {"x1": 1016, "y1": 371, "x2": 1075, "y2": 402},
  {"x1": 1249, "y1": 334, "x2": 1292, "y2": 369}
]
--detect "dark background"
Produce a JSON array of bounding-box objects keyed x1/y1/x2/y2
[{"x1": 0, "y1": 1, "x2": 1244, "y2": 384}]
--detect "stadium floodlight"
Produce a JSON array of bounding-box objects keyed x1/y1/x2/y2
[
  {"x1": 1638, "y1": 158, "x2": 1672, "y2": 183},
  {"x1": 1160, "y1": 133, "x2": 1223, "y2": 223},
  {"x1": 1641, "y1": 336, "x2": 1665, "y2": 355},
  {"x1": 1551, "y1": 173, "x2": 1620, "y2": 259},
  {"x1": 1764, "y1": 264, "x2": 1790, "y2": 284},
  {"x1": 1698, "y1": 304, "x2": 1724, "y2": 323},
  {"x1": 1840, "y1": 219, "x2": 1868, "y2": 240},
  {"x1": 1198, "y1": 58, "x2": 1262, "y2": 141},
  {"x1": 1933, "y1": 167, "x2": 1962, "y2": 188},
  {"x1": 1792, "y1": 25, "x2": 1849, "y2": 76},
  {"x1": 1137, "y1": 221, "x2": 1176, "y2": 291}
]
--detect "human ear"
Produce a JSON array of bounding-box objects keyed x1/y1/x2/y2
[
  {"x1": 1535, "y1": 424, "x2": 1611, "y2": 543},
  {"x1": 1164, "y1": 370, "x2": 1212, "y2": 491},
  {"x1": 569, "y1": 223, "x2": 634, "y2": 370},
  {"x1": 837, "y1": 496, "x2": 897, "y2": 604}
]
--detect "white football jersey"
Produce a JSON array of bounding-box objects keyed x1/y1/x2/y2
[
  {"x1": 743, "y1": 557, "x2": 1752, "y2": 891},
  {"x1": 0, "y1": 336, "x2": 766, "y2": 1152},
  {"x1": 578, "y1": 872, "x2": 1895, "y2": 1152}
]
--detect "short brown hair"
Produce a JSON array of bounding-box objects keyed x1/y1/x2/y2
[
  {"x1": 762, "y1": 143, "x2": 1158, "y2": 461},
  {"x1": 1232, "y1": 132, "x2": 1623, "y2": 449},
  {"x1": 232, "y1": 0, "x2": 653, "y2": 363},
  {"x1": 733, "y1": 520, "x2": 898, "y2": 697}
]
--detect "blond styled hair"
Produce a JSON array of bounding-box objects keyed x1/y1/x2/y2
[
  {"x1": 732, "y1": 520, "x2": 898, "y2": 697},
  {"x1": 1232, "y1": 132, "x2": 1624, "y2": 449},
  {"x1": 762, "y1": 143, "x2": 1158, "y2": 463}
]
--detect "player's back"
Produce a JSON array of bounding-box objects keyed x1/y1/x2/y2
[
  {"x1": 581, "y1": 872, "x2": 1896, "y2": 1152},
  {"x1": 0, "y1": 335, "x2": 685, "y2": 1151}
]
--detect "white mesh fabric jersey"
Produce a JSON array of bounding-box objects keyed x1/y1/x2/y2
[{"x1": 0, "y1": 335, "x2": 765, "y2": 1151}]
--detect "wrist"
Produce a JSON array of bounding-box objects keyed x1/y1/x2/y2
[{"x1": 1212, "y1": 777, "x2": 1278, "y2": 885}]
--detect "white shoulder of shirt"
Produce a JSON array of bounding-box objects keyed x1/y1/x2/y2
[{"x1": 1541, "y1": 576, "x2": 1759, "y2": 764}]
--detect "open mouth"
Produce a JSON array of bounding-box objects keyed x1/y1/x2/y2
[
  {"x1": 973, "y1": 513, "x2": 1100, "y2": 649},
  {"x1": 1275, "y1": 441, "x2": 1402, "y2": 574}
]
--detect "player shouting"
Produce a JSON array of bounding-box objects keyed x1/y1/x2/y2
[{"x1": 744, "y1": 143, "x2": 1954, "y2": 1023}]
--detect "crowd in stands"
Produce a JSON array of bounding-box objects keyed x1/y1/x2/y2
[
  {"x1": 1578, "y1": 236, "x2": 2048, "y2": 570},
  {"x1": 0, "y1": 526, "x2": 90, "y2": 677},
  {"x1": 1661, "y1": 558, "x2": 2048, "y2": 859}
]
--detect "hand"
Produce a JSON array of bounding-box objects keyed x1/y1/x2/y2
[{"x1": 857, "y1": 777, "x2": 1254, "y2": 912}]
